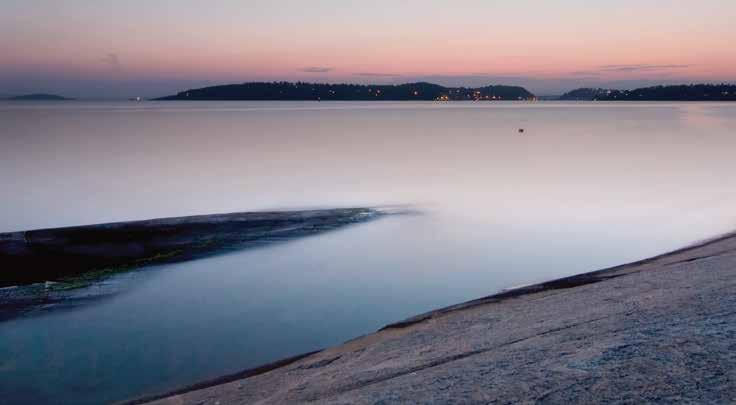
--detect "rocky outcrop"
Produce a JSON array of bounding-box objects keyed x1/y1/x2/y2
[
  {"x1": 0, "y1": 208, "x2": 378, "y2": 288},
  {"x1": 139, "y1": 231, "x2": 736, "y2": 404}
]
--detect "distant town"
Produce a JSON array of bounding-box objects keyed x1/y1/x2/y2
[
  {"x1": 559, "y1": 84, "x2": 736, "y2": 101},
  {"x1": 155, "y1": 82, "x2": 536, "y2": 101},
  {"x1": 157, "y1": 82, "x2": 736, "y2": 102},
  {"x1": 5, "y1": 83, "x2": 736, "y2": 102}
]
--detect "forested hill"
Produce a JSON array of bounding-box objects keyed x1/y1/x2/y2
[
  {"x1": 557, "y1": 88, "x2": 611, "y2": 101},
  {"x1": 156, "y1": 82, "x2": 536, "y2": 101},
  {"x1": 560, "y1": 84, "x2": 736, "y2": 101}
]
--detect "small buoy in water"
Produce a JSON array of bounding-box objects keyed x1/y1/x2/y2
[{"x1": 518, "y1": 128, "x2": 524, "y2": 133}]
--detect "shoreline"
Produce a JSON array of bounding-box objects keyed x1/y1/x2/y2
[
  {"x1": 132, "y1": 229, "x2": 736, "y2": 404},
  {"x1": 0, "y1": 208, "x2": 383, "y2": 321},
  {"x1": 0, "y1": 208, "x2": 380, "y2": 287}
]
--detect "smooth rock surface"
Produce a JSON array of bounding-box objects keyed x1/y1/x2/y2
[
  {"x1": 0, "y1": 208, "x2": 379, "y2": 287},
  {"x1": 0, "y1": 208, "x2": 381, "y2": 321},
  {"x1": 142, "y1": 232, "x2": 736, "y2": 404}
]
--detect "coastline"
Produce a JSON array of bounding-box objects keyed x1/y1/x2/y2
[
  {"x1": 0, "y1": 208, "x2": 382, "y2": 321},
  {"x1": 132, "y1": 230, "x2": 736, "y2": 404}
]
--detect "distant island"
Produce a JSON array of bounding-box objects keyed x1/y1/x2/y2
[
  {"x1": 560, "y1": 84, "x2": 736, "y2": 101},
  {"x1": 7, "y1": 93, "x2": 73, "y2": 101},
  {"x1": 156, "y1": 82, "x2": 536, "y2": 101},
  {"x1": 558, "y1": 88, "x2": 611, "y2": 101}
]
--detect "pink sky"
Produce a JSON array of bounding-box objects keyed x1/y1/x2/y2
[{"x1": 2, "y1": 0, "x2": 734, "y2": 97}]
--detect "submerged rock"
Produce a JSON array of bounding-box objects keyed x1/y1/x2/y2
[{"x1": 0, "y1": 208, "x2": 383, "y2": 321}]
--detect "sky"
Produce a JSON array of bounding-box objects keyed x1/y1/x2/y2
[{"x1": 2, "y1": 0, "x2": 734, "y2": 98}]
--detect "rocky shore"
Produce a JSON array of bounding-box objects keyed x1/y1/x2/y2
[
  {"x1": 0, "y1": 208, "x2": 380, "y2": 321},
  {"x1": 137, "y1": 231, "x2": 736, "y2": 404}
]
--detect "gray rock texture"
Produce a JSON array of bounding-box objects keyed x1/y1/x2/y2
[
  {"x1": 0, "y1": 208, "x2": 381, "y2": 321},
  {"x1": 142, "y1": 232, "x2": 736, "y2": 404}
]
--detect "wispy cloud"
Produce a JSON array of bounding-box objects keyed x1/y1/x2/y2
[
  {"x1": 353, "y1": 72, "x2": 401, "y2": 77},
  {"x1": 102, "y1": 53, "x2": 122, "y2": 71},
  {"x1": 599, "y1": 64, "x2": 690, "y2": 72},
  {"x1": 299, "y1": 66, "x2": 333, "y2": 73}
]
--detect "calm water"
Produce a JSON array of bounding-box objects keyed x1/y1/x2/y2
[{"x1": 2, "y1": 101, "x2": 736, "y2": 404}]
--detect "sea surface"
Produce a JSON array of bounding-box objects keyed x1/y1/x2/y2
[{"x1": 2, "y1": 101, "x2": 736, "y2": 404}]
